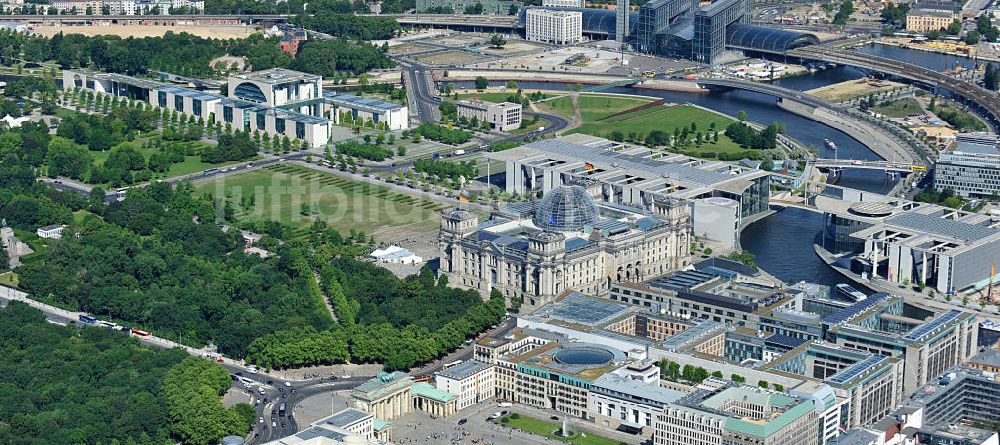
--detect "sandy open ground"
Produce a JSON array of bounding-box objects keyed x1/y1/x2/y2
[
  {"x1": 32, "y1": 24, "x2": 257, "y2": 39},
  {"x1": 807, "y1": 78, "x2": 905, "y2": 103}
]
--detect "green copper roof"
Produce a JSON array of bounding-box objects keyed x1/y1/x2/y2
[
  {"x1": 724, "y1": 399, "x2": 815, "y2": 437},
  {"x1": 412, "y1": 382, "x2": 456, "y2": 403},
  {"x1": 373, "y1": 418, "x2": 392, "y2": 431},
  {"x1": 352, "y1": 371, "x2": 413, "y2": 402}
]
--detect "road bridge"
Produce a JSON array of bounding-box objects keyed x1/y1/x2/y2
[
  {"x1": 788, "y1": 46, "x2": 1000, "y2": 130},
  {"x1": 695, "y1": 78, "x2": 834, "y2": 109},
  {"x1": 812, "y1": 159, "x2": 926, "y2": 172}
]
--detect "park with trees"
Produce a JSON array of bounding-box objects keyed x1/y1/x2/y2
[{"x1": 0, "y1": 301, "x2": 252, "y2": 445}]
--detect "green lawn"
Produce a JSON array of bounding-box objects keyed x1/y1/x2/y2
[
  {"x1": 872, "y1": 97, "x2": 924, "y2": 118},
  {"x1": 537, "y1": 94, "x2": 654, "y2": 122},
  {"x1": 456, "y1": 92, "x2": 516, "y2": 103},
  {"x1": 0, "y1": 271, "x2": 17, "y2": 287},
  {"x1": 194, "y1": 164, "x2": 445, "y2": 239},
  {"x1": 501, "y1": 414, "x2": 625, "y2": 445},
  {"x1": 569, "y1": 104, "x2": 747, "y2": 157},
  {"x1": 89, "y1": 141, "x2": 249, "y2": 179}
]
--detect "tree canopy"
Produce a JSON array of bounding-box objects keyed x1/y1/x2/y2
[{"x1": 0, "y1": 301, "x2": 251, "y2": 445}]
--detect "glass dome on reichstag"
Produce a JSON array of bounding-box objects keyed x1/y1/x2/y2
[{"x1": 533, "y1": 185, "x2": 600, "y2": 232}]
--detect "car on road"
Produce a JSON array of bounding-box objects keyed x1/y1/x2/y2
[
  {"x1": 457, "y1": 418, "x2": 468, "y2": 425},
  {"x1": 550, "y1": 416, "x2": 560, "y2": 421},
  {"x1": 216, "y1": 358, "x2": 224, "y2": 363},
  {"x1": 247, "y1": 366, "x2": 258, "y2": 374},
  {"x1": 259, "y1": 417, "x2": 264, "y2": 423},
  {"x1": 284, "y1": 381, "x2": 291, "y2": 387},
  {"x1": 488, "y1": 412, "x2": 502, "y2": 421}
]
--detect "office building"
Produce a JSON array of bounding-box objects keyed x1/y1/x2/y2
[
  {"x1": 266, "y1": 408, "x2": 389, "y2": 445},
  {"x1": 691, "y1": 0, "x2": 749, "y2": 64},
  {"x1": 454, "y1": 100, "x2": 523, "y2": 132},
  {"x1": 765, "y1": 341, "x2": 905, "y2": 428},
  {"x1": 906, "y1": 8, "x2": 957, "y2": 33},
  {"x1": 434, "y1": 360, "x2": 495, "y2": 410},
  {"x1": 325, "y1": 93, "x2": 408, "y2": 131},
  {"x1": 51, "y1": 0, "x2": 205, "y2": 14},
  {"x1": 64, "y1": 67, "x2": 408, "y2": 148},
  {"x1": 542, "y1": 0, "x2": 580, "y2": 6},
  {"x1": 497, "y1": 339, "x2": 634, "y2": 418},
  {"x1": 437, "y1": 181, "x2": 690, "y2": 307},
  {"x1": 487, "y1": 134, "x2": 771, "y2": 245},
  {"x1": 632, "y1": 0, "x2": 696, "y2": 54},
  {"x1": 655, "y1": 385, "x2": 820, "y2": 445},
  {"x1": 969, "y1": 349, "x2": 1000, "y2": 373},
  {"x1": 934, "y1": 133, "x2": 1000, "y2": 198},
  {"x1": 526, "y1": 9, "x2": 584, "y2": 45},
  {"x1": 415, "y1": 0, "x2": 511, "y2": 13},
  {"x1": 608, "y1": 267, "x2": 799, "y2": 328},
  {"x1": 863, "y1": 367, "x2": 1000, "y2": 445},
  {"x1": 616, "y1": 0, "x2": 630, "y2": 45},
  {"x1": 825, "y1": 301, "x2": 979, "y2": 393},
  {"x1": 587, "y1": 362, "x2": 685, "y2": 436},
  {"x1": 833, "y1": 201, "x2": 1000, "y2": 294}
]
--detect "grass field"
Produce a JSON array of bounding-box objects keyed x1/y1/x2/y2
[
  {"x1": 872, "y1": 97, "x2": 925, "y2": 118},
  {"x1": 569, "y1": 104, "x2": 746, "y2": 157},
  {"x1": 195, "y1": 164, "x2": 445, "y2": 239},
  {"x1": 455, "y1": 92, "x2": 518, "y2": 103},
  {"x1": 536, "y1": 94, "x2": 654, "y2": 122},
  {"x1": 89, "y1": 141, "x2": 247, "y2": 179},
  {"x1": 501, "y1": 414, "x2": 624, "y2": 445},
  {"x1": 0, "y1": 271, "x2": 17, "y2": 287}
]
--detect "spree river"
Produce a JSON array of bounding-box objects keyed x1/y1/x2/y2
[{"x1": 466, "y1": 44, "x2": 967, "y2": 287}]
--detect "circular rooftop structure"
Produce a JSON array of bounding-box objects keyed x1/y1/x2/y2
[
  {"x1": 554, "y1": 344, "x2": 615, "y2": 366},
  {"x1": 533, "y1": 185, "x2": 600, "y2": 232},
  {"x1": 848, "y1": 202, "x2": 895, "y2": 218}
]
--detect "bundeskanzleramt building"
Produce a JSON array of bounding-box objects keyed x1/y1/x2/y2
[
  {"x1": 526, "y1": 9, "x2": 584, "y2": 45},
  {"x1": 63, "y1": 68, "x2": 408, "y2": 148},
  {"x1": 655, "y1": 385, "x2": 820, "y2": 445},
  {"x1": 454, "y1": 100, "x2": 522, "y2": 132},
  {"x1": 438, "y1": 181, "x2": 690, "y2": 307},
  {"x1": 933, "y1": 133, "x2": 1000, "y2": 198}
]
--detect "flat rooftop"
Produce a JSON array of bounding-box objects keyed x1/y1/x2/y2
[{"x1": 230, "y1": 67, "x2": 321, "y2": 84}]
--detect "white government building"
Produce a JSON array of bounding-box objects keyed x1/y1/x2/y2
[{"x1": 63, "y1": 68, "x2": 408, "y2": 148}]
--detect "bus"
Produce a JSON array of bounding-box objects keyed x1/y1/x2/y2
[
  {"x1": 443, "y1": 360, "x2": 464, "y2": 370},
  {"x1": 911, "y1": 165, "x2": 928, "y2": 172},
  {"x1": 203, "y1": 168, "x2": 219, "y2": 175},
  {"x1": 78, "y1": 314, "x2": 97, "y2": 324},
  {"x1": 116, "y1": 187, "x2": 130, "y2": 200},
  {"x1": 130, "y1": 328, "x2": 151, "y2": 337}
]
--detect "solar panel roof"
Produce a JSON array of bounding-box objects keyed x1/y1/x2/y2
[
  {"x1": 886, "y1": 211, "x2": 999, "y2": 242},
  {"x1": 903, "y1": 309, "x2": 963, "y2": 342},
  {"x1": 828, "y1": 354, "x2": 888, "y2": 385},
  {"x1": 822, "y1": 292, "x2": 890, "y2": 325},
  {"x1": 535, "y1": 292, "x2": 627, "y2": 326},
  {"x1": 764, "y1": 333, "x2": 808, "y2": 349},
  {"x1": 650, "y1": 270, "x2": 717, "y2": 291},
  {"x1": 524, "y1": 139, "x2": 735, "y2": 186},
  {"x1": 325, "y1": 92, "x2": 403, "y2": 111}
]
